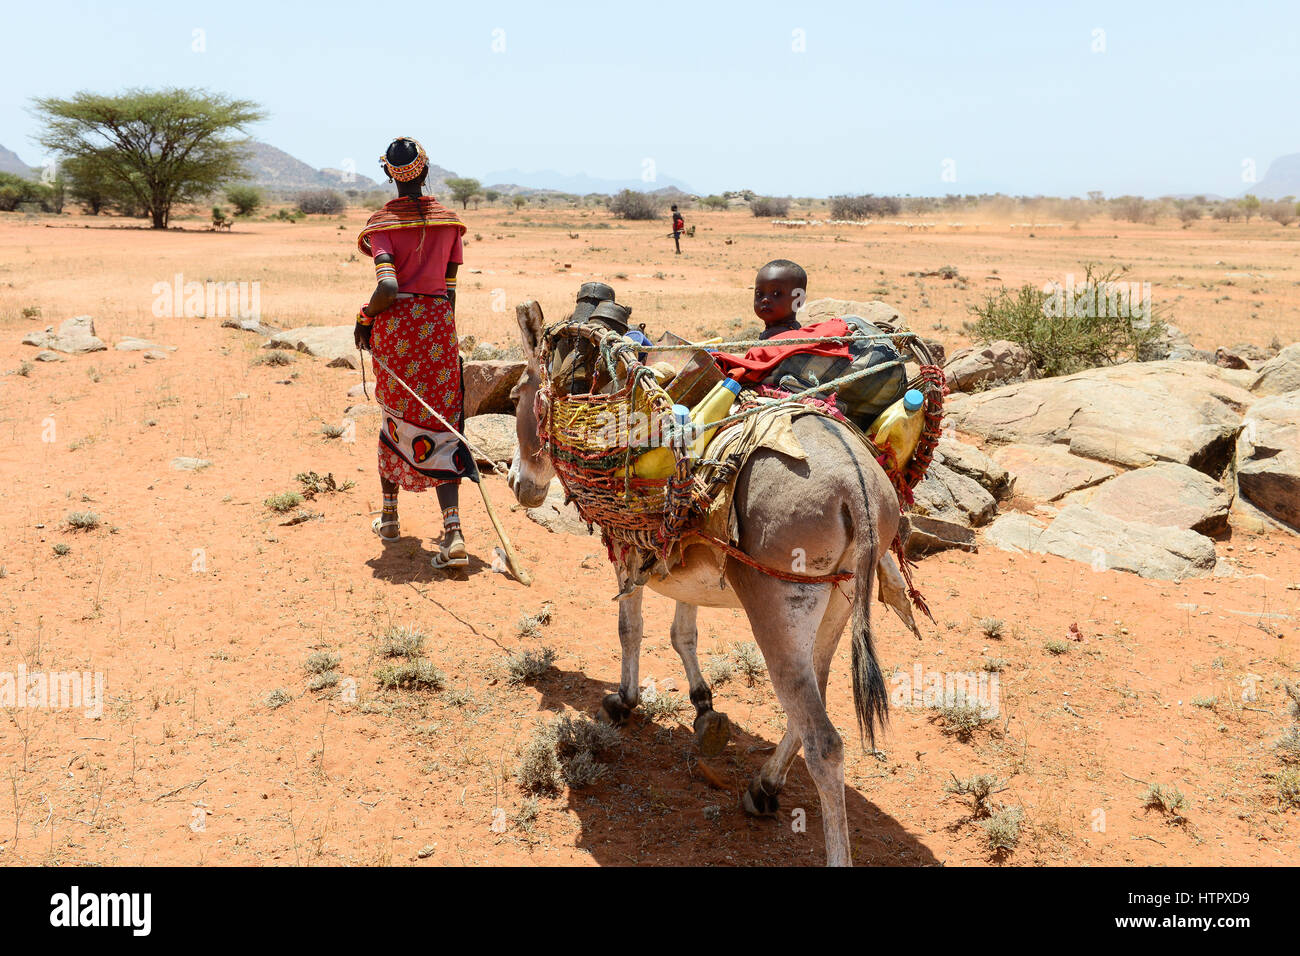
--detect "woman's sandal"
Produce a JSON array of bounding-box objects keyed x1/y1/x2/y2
[
  {"x1": 370, "y1": 512, "x2": 400, "y2": 544},
  {"x1": 431, "y1": 528, "x2": 469, "y2": 569}
]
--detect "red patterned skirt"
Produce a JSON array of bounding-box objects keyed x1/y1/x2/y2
[{"x1": 371, "y1": 295, "x2": 472, "y2": 492}]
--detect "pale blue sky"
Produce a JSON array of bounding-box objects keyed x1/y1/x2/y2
[{"x1": 1, "y1": 0, "x2": 1295, "y2": 197}]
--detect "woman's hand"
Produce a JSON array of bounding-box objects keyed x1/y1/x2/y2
[{"x1": 354, "y1": 322, "x2": 372, "y2": 352}]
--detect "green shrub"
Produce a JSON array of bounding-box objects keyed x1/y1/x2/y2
[
  {"x1": 966, "y1": 263, "x2": 1167, "y2": 377},
  {"x1": 225, "y1": 184, "x2": 263, "y2": 216},
  {"x1": 608, "y1": 189, "x2": 661, "y2": 221},
  {"x1": 297, "y1": 189, "x2": 345, "y2": 215}
]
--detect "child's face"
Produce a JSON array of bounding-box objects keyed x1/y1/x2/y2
[{"x1": 753, "y1": 270, "x2": 801, "y2": 323}]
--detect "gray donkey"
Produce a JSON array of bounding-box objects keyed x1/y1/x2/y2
[{"x1": 506, "y1": 300, "x2": 911, "y2": 867}]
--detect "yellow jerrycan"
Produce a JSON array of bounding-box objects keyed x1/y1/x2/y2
[{"x1": 868, "y1": 388, "x2": 926, "y2": 468}]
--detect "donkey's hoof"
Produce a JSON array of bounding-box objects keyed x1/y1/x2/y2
[
  {"x1": 742, "y1": 780, "x2": 780, "y2": 818},
  {"x1": 693, "y1": 709, "x2": 732, "y2": 757},
  {"x1": 597, "y1": 693, "x2": 633, "y2": 727}
]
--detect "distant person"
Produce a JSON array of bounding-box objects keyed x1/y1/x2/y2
[
  {"x1": 753, "y1": 258, "x2": 806, "y2": 339},
  {"x1": 670, "y1": 204, "x2": 685, "y2": 254},
  {"x1": 354, "y1": 136, "x2": 472, "y2": 569}
]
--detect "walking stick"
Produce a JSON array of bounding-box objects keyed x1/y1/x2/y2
[{"x1": 365, "y1": 350, "x2": 532, "y2": 586}]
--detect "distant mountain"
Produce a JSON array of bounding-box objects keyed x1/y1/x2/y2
[
  {"x1": 0, "y1": 144, "x2": 36, "y2": 179},
  {"x1": 483, "y1": 168, "x2": 695, "y2": 196},
  {"x1": 239, "y1": 141, "x2": 387, "y2": 192},
  {"x1": 1249, "y1": 154, "x2": 1300, "y2": 200}
]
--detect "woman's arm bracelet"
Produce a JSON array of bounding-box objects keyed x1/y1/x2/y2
[
  {"x1": 375, "y1": 261, "x2": 397, "y2": 283},
  {"x1": 356, "y1": 303, "x2": 374, "y2": 326}
]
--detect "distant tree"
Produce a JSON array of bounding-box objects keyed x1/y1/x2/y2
[
  {"x1": 698, "y1": 194, "x2": 728, "y2": 210},
  {"x1": 469, "y1": 193, "x2": 484, "y2": 210},
  {"x1": 1239, "y1": 194, "x2": 1261, "y2": 223},
  {"x1": 1262, "y1": 200, "x2": 1297, "y2": 226},
  {"x1": 1176, "y1": 202, "x2": 1203, "y2": 224},
  {"x1": 32, "y1": 88, "x2": 264, "y2": 228},
  {"x1": 608, "y1": 189, "x2": 661, "y2": 220},
  {"x1": 225, "y1": 184, "x2": 263, "y2": 216},
  {"x1": 297, "y1": 189, "x2": 344, "y2": 215},
  {"x1": 483, "y1": 189, "x2": 501, "y2": 203},
  {"x1": 750, "y1": 196, "x2": 790, "y2": 217},
  {"x1": 0, "y1": 172, "x2": 58, "y2": 212},
  {"x1": 1086, "y1": 190, "x2": 1105, "y2": 203},
  {"x1": 61, "y1": 154, "x2": 124, "y2": 214},
  {"x1": 829, "y1": 194, "x2": 900, "y2": 220},
  {"x1": 1212, "y1": 202, "x2": 1237, "y2": 222},
  {"x1": 512, "y1": 195, "x2": 527, "y2": 209},
  {"x1": 445, "y1": 177, "x2": 481, "y2": 209}
]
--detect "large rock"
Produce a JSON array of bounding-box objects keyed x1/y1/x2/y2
[
  {"x1": 463, "y1": 360, "x2": 525, "y2": 417},
  {"x1": 984, "y1": 505, "x2": 1216, "y2": 580},
  {"x1": 943, "y1": 340, "x2": 1035, "y2": 392},
  {"x1": 1061, "y1": 462, "x2": 1232, "y2": 534},
  {"x1": 525, "y1": 480, "x2": 592, "y2": 536},
  {"x1": 902, "y1": 513, "x2": 976, "y2": 556},
  {"x1": 910, "y1": 461, "x2": 997, "y2": 527},
  {"x1": 116, "y1": 336, "x2": 174, "y2": 352},
  {"x1": 945, "y1": 361, "x2": 1252, "y2": 473},
  {"x1": 933, "y1": 436, "x2": 1014, "y2": 499},
  {"x1": 797, "y1": 298, "x2": 906, "y2": 328},
  {"x1": 1236, "y1": 391, "x2": 1300, "y2": 529},
  {"x1": 22, "y1": 316, "x2": 106, "y2": 354},
  {"x1": 463, "y1": 414, "x2": 517, "y2": 468},
  {"x1": 1250, "y1": 343, "x2": 1300, "y2": 396},
  {"x1": 264, "y1": 326, "x2": 364, "y2": 369},
  {"x1": 989, "y1": 443, "x2": 1118, "y2": 502}
]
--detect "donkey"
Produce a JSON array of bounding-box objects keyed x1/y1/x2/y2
[{"x1": 506, "y1": 300, "x2": 906, "y2": 866}]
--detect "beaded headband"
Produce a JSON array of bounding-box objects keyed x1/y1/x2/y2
[{"x1": 381, "y1": 138, "x2": 428, "y2": 183}]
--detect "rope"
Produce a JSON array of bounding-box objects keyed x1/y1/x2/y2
[{"x1": 682, "y1": 529, "x2": 855, "y2": 585}]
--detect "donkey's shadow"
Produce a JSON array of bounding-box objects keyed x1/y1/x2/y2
[{"x1": 524, "y1": 665, "x2": 939, "y2": 866}]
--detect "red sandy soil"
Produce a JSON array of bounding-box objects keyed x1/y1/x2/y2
[{"x1": 0, "y1": 208, "x2": 1296, "y2": 865}]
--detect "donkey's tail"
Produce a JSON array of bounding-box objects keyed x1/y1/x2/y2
[{"x1": 850, "y1": 514, "x2": 889, "y2": 750}]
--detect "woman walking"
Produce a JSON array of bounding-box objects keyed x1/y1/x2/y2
[{"x1": 355, "y1": 137, "x2": 472, "y2": 568}]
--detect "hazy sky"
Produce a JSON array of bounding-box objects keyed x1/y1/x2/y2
[{"x1": 2, "y1": 0, "x2": 1296, "y2": 197}]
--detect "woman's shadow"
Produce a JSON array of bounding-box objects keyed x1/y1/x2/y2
[
  {"x1": 365, "y1": 534, "x2": 494, "y2": 585},
  {"x1": 522, "y1": 663, "x2": 940, "y2": 866}
]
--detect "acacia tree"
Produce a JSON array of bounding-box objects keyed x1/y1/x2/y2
[
  {"x1": 445, "y1": 177, "x2": 481, "y2": 209},
  {"x1": 33, "y1": 88, "x2": 265, "y2": 228}
]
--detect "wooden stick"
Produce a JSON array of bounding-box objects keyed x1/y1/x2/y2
[{"x1": 368, "y1": 351, "x2": 530, "y2": 586}]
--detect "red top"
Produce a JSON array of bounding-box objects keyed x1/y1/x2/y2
[
  {"x1": 712, "y1": 318, "x2": 855, "y2": 384},
  {"x1": 369, "y1": 225, "x2": 463, "y2": 295}
]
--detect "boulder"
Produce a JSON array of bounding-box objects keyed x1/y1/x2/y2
[
  {"x1": 463, "y1": 360, "x2": 525, "y2": 417},
  {"x1": 264, "y1": 326, "x2": 363, "y2": 369},
  {"x1": 221, "y1": 317, "x2": 278, "y2": 336},
  {"x1": 902, "y1": 513, "x2": 976, "y2": 556},
  {"x1": 463, "y1": 414, "x2": 517, "y2": 468},
  {"x1": 933, "y1": 436, "x2": 1014, "y2": 499},
  {"x1": 1061, "y1": 462, "x2": 1232, "y2": 534},
  {"x1": 525, "y1": 480, "x2": 592, "y2": 536},
  {"x1": 1213, "y1": 348, "x2": 1251, "y2": 370},
  {"x1": 982, "y1": 512, "x2": 1048, "y2": 554},
  {"x1": 989, "y1": 443, "x2": 1118, "y2": 502},
  {"x1": 910, "y1": 461, "x2": 997, "y2": 527},
  {"x1": 1236, "y1": 391, "x2": 1300, "y2": 529},
  {"x1": 985, "y1": 505, "x2": 1216, "y2": 580},
  {"x1": 943, "y1": 340, "x2": 1035, "y2": 392},
  {"x1": 945, "y1": 361, "x2": 1252, "y2": 473},
  {"x1": 343, "y1": 403, "x2": 381, "y2": 418},
  {"x1": 34, "y1": 350, "x2": 63, "y2": 362},
  {"x1": 1250, "y1": 343, "x2": 1300, "y2": 396},
  {"x1": 797, "y1": 298, "x2": 906, "y2": 329},
  {"x1": 22, "y1": 316, "x2": 106, "y2": 354},
  {"x1": 116, "y1": 336, "x2": 173, "y2": 352}
]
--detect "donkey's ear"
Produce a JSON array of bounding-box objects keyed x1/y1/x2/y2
[{"x1": 515, "y1": 299, "x2": 546, "y2": 361}]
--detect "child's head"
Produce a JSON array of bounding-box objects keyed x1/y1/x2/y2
[{"x1": 753, "y1": 259, "x2": 807, "y2": 324}]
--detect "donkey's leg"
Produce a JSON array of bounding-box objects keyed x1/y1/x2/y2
[
  {"x1": 744, "y1": 585, "x2": 853, "y2": 816},
  {"x1": 669, "y1": 602, "x2": 731, "y2": 756},
  {"x1": 598, "y1": 573, "x2": 644, "y2": 727},
  {"x1": 732, "y1": 567, "x2": 852, "y2": 866}
]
